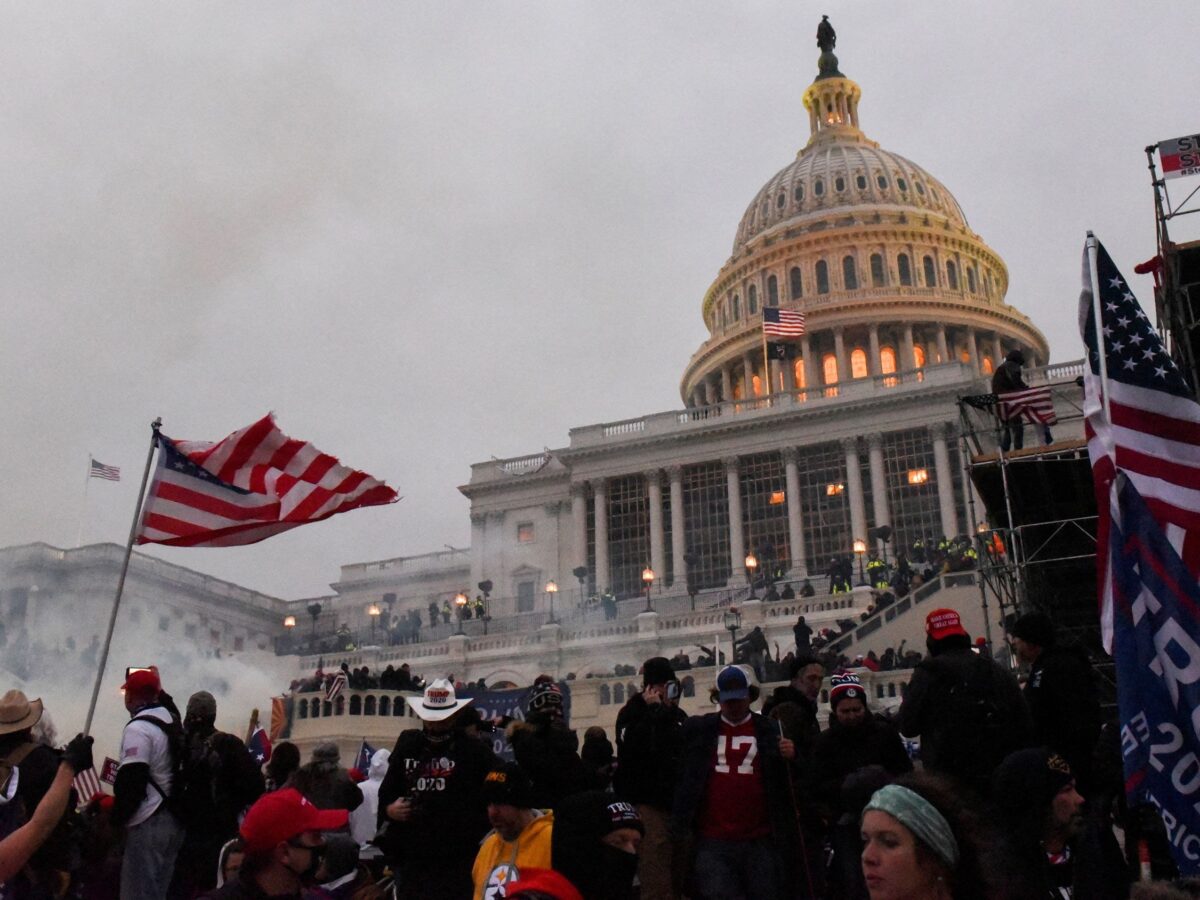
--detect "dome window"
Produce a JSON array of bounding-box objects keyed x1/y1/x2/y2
[
  {"x1": 814, "y1": 179, "x2": 825, "y2": 197},
  {"x1": 794, "y1": 358, "x2": 806, "y2": 389},
  {"x1": 880, "y1": 347, "x2": 898, "y2": 375},
  {"x1": 981, "y1": 356, "x2": 994, "y2": 375},
  {"x1": 897, "y1": 177, "x2": 908, "y2": 192},
  {"x1": 967, "y1": 267, "x2": 977, "y2": 293},
  {"x1": 946, "y1": 261, "x2": 959, "y2": 290},
  {"x1": 835, "y1": 176, "x2": 846, "y2": 193},
  {"x1": 777, "y1": 193, "x2": 786, "y2": 209},
  {"x1": 767, "y1": 275, "x2": 779, "y2": 307},
  {"x1": 762, "y1": 199, "x2": 770, "y2": 217},
  {"x1": 732, "y1": 294, "x2": 741, "y2": 320},
  {"x1": 914, "y1": 345, "x2": 927, "y2": 369},
  {"x1": 816, "y1": 260, "x2": 830, "y2": 295},
  {"x1": 748, "y1": 286, "x2": 757, "y2": 314},
  {"x1": 876, "y1": 174, "x2": 888, "y2": 190},
  {"x1": 898, "y1": 253, "x2": 913, "y2": 287},
  {"x1": 842, "y1": 256, "x2": 858, "y2": 290},
  {"x1": 856, "y1": 175, "x2": 867, "y2": 190},
  {"x1": 915, "y1": 181, "x2": 926, "y2": 195},
  {"x1": 789, "y1": 267, "x2": 803, "y2": 300},
  {"x1": 822, "y1": 354, "x2": 839, "y2": 385},
  {"x1": 923, "y1": 255, "x2": 936, "y2": 288},
  {"x1": 850, "y1": 348, "x2": 868, "y2": 379},
  {"x1": 794, "y1": 184, "x2": 805, "y2": 202},
  {"x1": 870, "y1": 253, "x2": 886, "y2": 287}
]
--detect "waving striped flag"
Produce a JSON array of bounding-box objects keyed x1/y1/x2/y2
[
  {"x1": 136, "y1": 415, "x2": 398, "y2": 548},
  {"x1": 1079, "y1": 238, "x2": 1200, "y2": 651},
  {"x1": 762, "y1": 307, "x2": 806, "y2": 337},
  {"x1": 89, "y1": 459, "x2": 121, "y2": 482},
  {"x1": 997, "y1": 386, "x2": 1057, "y2": 425}
]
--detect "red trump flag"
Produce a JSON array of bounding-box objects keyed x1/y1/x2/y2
[{"x1": 136, "y1": 414, "x2": 397, "y2": 548}]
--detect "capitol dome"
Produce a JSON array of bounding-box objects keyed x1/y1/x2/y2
[{"x1": 681, "y1": 27, "x2": 1048, "y2": 406}]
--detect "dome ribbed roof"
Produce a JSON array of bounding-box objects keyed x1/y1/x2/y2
[{"x1": 733, "y1": 143, "x2": 968, "y2": 255}]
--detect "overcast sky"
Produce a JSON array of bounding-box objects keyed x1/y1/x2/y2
[{"x1": 2, "y1": 2, "x2": 1196, "y2": 602}]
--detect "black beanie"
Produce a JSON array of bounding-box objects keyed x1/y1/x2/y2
[
  {"x1": 482, "y1": 762, "x2": 535, "y2": 808},
  {"x1": 1010, "y1": 611, "x2": 1056, "y2": 648},
  {"x1": 992, "y1": 747, "x2": 1074, "y2": 818},
  {"x1": 642, "y1": 656, "x2": 675, "y2": 686}
]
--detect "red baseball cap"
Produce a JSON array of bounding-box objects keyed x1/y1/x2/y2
[
  {"x1": 239, "y1": 788, "x2": 349, "y2": 853},
  {"x1": 121, "y1": 668, "x2": 161, "y2": 695},
  {"x1": 504, "y1": 869, "x2": 583, "y2": 900},
  {"x1": 926, "y1": 608, "x2": 969, "y2": 641}
]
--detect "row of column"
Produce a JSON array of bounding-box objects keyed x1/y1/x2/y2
[
  {"x1": 571, "y1": 424, "x2": 960, "y2": 591},
  {"x1": 690, "y1": 322, "x2": 1028, "y2": 408}
]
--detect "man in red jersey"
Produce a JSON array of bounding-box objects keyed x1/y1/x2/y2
[{"x1": 672, "y1": 666, "x2": 801, "y2": 900}]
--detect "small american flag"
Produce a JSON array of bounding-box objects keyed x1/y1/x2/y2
[
  {"x1": 89, "y1": 459, "x2": 121, "y2": 482},
  {"x1": 73, "y1": 766, "x2": 103, "y2": 803},
  {"x1": 135, "y1": 415, "x2": 398, "y2": 548},
  {"x1": 325, "y1": 671, "x2": 348, "y2": 703},
  {"x1": 997, "y1": 386, "x2": 1057, "y2": 425},
  {"x1": 1079, "y1": 237, "x2": 1200, "y2": 652},
  {"x1": 762, "y1": 307, "x2": 806, "y2": 337}
]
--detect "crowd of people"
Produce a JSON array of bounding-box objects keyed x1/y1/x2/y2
[{"x1": 6, "y1": 601, "x2": 1198, "y2": 899}]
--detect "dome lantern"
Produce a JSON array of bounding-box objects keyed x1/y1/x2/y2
[{"x1": 802, "y1": 17, "x2": 869, "y2": 148}]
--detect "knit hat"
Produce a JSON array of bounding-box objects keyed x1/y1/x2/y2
[
  {"x1": 482, "y1": 762, "x2": 536, "y2": 808},
  {"x1": 992, "y1": 747, "x2": 1074, "y2": 817},
  {"x1": 716, "y1": 665, "x2": 750, "y2": 701},
  {"x1": 1010, "y1": 611, "x2": 1056, "y2": 648},
  {"x1": 829, "y1": 672, "x2": 866, "y2": 711},
  {"x1": 311, "y1": 742, "x2": 340, "y2": 764},
  {"x1": 505, "y1": 869, "x2": 583, "y2": 900},
  {"x1": 528, "y1": 681, "x2": 565, "y2": 714},
  {"x1": 555, "y1": 791, "x2": 644, "y2": 841},
  {"x1": 926, "y1": 608, "x2": 968, "y2": 641},
  {"x1": 641, "y1": 656, "x2": 675, "y2": 686}
]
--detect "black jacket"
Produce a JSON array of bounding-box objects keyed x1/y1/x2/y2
[
  {"x1": 0, "y1": 736, "x2": 74, "y2": 879},
  {"x1": 507, "y1": 717, "x2": 595, "y2": 809},
  {"x1": 1024, "y1": 646, "x2": 1102, "y2": 791},
  {"x1": 991, "y1": 359, "x2": 1027, "y2": 395},
  {"x1": 761, "y1": 685, "x2": 821, "y2": 765},
  {"x1": 612, "y1": 692, "x2": 687, "y2": 810},
  {"x1": 808, "y1": 716, "x2": 912, "y2": 821}
]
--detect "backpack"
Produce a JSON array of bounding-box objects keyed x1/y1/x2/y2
[
  {"x1": 925, "y1": 656, "x2": 1010, "y2": 780},
  {"x1": 130, "y1": 712, "x2": 188, "y2": 820}
]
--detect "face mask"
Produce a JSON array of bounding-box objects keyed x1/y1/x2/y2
[
  {"x1": 286, "y1": 844, "x2": 325, "y2": 885},
  {"x1": 592, "y1": 842, "x2": 639, "y2": 897}
]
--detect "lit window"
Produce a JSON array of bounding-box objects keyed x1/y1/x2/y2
[
  {"x1": 769, "y1": 491, "x2": 786, "y2": 505},
  {"x1": 794, "y1": 358, "x2": 806, "y2": 389},
  {"x1": 752, "y1": 374, "x2": 763, "y2": 396},
  {"x1": 914, "y1": 345, "x2": 926, "y2": 368},
  {"x1": 827, "y1": 483, "x2": 845, "y2": 496},
  {"x1": 517, "y1": 522, "x2": 534, "y2": 543},
  {"x1": 880, "y1": 347, "x2": 897, "y2": 374},
  {"x1": 822, "y1": 354, "x2": 839, "y2": 385},
  {"x1": 851, "y1": 348, "x2": 868, "y2": 379},
  {"x1": 981, "y1": 356, "x2": 994, "y2": 374},
  {"x1": 959, "y1": 348, "x2": 971, "y2": 363},
  {"x1": 907, "y1": 469, "x2": 930, "y2": 485}
]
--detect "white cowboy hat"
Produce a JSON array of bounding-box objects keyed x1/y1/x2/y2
[{"x1": 412, "y1": 678, "x2": 473, "y2": 722}]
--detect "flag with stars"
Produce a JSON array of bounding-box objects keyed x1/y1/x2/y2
[
  {"x1": 247, "y1": 725, "x2": 272, "y2": 766},
  {"x1": 1078, "y1": 237, "x2": 1200, "y2": 652},
  {"x1": 135, "y1": 414, "x2": 398, "y2": 547}
]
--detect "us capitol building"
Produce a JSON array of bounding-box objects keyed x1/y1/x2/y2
[{"x1": 0, "y1": 26, "x2": 1075, "y2": 745}]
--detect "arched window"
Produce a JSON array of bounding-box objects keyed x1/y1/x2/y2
[
  {"x1": 752, "y1": 374, "x2": 763, "y2": 396},
  {"x1": 767, "y1": 275, "x2": 778, "y2": 306},
  {"x1": 323, "y1": 701, "x2": 332, "y2": 717},
  {"x1": 946, "y1": 261, "x2": 958, "y2": 290},
  {"x1": 776, "y1": 192, "x2": 786, "y2": 209},
  {"x1": 613, "y1": 683, "x2": 625, "y2": 705},
  {"x1": 898, "y1": 253, "x2": 912, "y2": 286},
  {"x1": 842, "y1": 256, "x2": 858, "y2": 290},
  {"x1": 856, "y1": 174, "x2": 867, "y2": 190},
  {"x1": 967, "y1": 267, "x2": 977, "y2": 293},
  {"x1": 914, "y1": 345, "x2": 927, "y2": 368},
  {"x1": 379, "y1": 695, "x2": 390, "y2": 716},
  {"x1": 731, "y1": 294, "x2": 740, "y2": 320},
  {"x1": 850, "y1": 348, "x2": 868, "y2": 379},
  {"x1": 365, "y1": 695, "x2": 377, "y2": 715},
  {"x1": 335, "y1": 696, "x2": 345, "y2": 716},
  {"x1": 923, "y1": 255, "x2": 936, "y2": 287},
  {"x1": 880, "y1": 347, "x2": 897, "y2": 374},
  {"x1": 298, "y1": 700, "x2": 308, "y2": 719},
  {"x1": 794, "y1": 358, "x2": 806, "y2": 389},
  {"x1": 835, "y1": 176, "x2": 846, "y2": 192},
  {"x1": 790, "y1": 267, "x2": 803, "y2": 300},
  {"x1": 814, "y1": 179, "x2": 825, "y2": 196},
  {"x1": 794, "y1": 184, "x2": 804, "y2": 202},
  {"x1": 312, "y1": 699, "x2": 322, "y2": 718},
  {"x1": 981, "y1": 356, "x2": 994, "y2": 374},
  {"x1": 600, "y1": 684, "x2": 611, "y2": 705},
  {"x1": 816, "y1": 260, "x2": 830, "y2": 294},
  {"x1": 393, "y1": 697, "x2": 405, "y2": 716},
  {"x1": 823, "y1": 354, "x2": 839, "y2": 385},
  {"x1": 748, "y1": 285, "x2": 757, "y2": 314},
  {"x1": 870, "y1": 253, "x2": 885, "y2": 287},
  {"x1": 349, "y1": 695, "x2": 362, "y2": 716},
  {"x1": 682, "y1": 676, "x2": 695, "y2": 698}
]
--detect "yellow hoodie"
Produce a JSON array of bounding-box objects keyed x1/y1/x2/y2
[{"x1": 471, "y1": 810, "x2": 554, "y2": 900}]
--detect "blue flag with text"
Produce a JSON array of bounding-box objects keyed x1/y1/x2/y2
[{"x1": 1114, "y1": 473, "x2": 1200, "y2": 874}]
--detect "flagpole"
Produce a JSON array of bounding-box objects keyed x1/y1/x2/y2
[
  {"x1": 761, "y1": 318, "x2": 770, "y2": 404},
  {"x1": 1086, "y1": 231, "x2": 1113, "y2": 425},
  {"x1": 76, "y1": 455, "x2": 92, "y2": 548},
  {"x1": 83, "y1": 417, "x2": 162, "y2": 736}
]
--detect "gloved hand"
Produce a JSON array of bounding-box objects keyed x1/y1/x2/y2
[{"x1": 62, "y1": 733, "x2": 95, "y2": 775}]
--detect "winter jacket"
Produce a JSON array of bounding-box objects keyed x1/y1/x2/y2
[
  {"x1": 507, "y1": 718, "x2": 593, "y2": 810},
  {"x1": 808, "y1": 716, "x2": 912, "y2": 821},
  {"x1": 612, "y1": 692, "x2": 687, "y2": 810}
]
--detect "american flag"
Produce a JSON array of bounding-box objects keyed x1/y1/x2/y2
[
  {"x1": 1079, "y1": 237, "x2": 1200, "y2": 652},
  {"x1": 762, "y1": 307, "x2": 806, "y2": 337},
  {"x1": 89, "y1": 459, "x2": 121, "y2": 482},
  {"x1": 325, "y1": 671, "x2": 348, "y2": 703},
  {"x1": 135, "y1": 415, "x2": 398, "y2": 548},
  {"x1": 247, "y1": 725, "x2": 272, "y2": 766},
  {"x1": 73, "y1": 766, "x2": 103, "y2": 803},
  {"x1": 355, "y1": 739, "x2": 376, "y2": 773},
  {"x1": 998, "y1": 386, "x2": 1058, "y2": 425}
]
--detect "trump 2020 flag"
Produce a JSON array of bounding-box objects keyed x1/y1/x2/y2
[
  {"x1": 136, "y1": 415, "x2": 397, "y2": 547},
  {"x1": 1112, "y1": 473, "x2": 1200, "y2": 875}
]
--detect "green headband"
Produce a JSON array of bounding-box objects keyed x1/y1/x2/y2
[{"x1": 864, "y1": 784, "x2": 960, "y2": 868}]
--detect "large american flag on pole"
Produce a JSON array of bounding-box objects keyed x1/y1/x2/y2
[
  {"x1": 1079, "y1": 237, "x2": 1200, "y2": 652},
  {"x1": 762, "y1": 307, "x2": 806, "y2": 337},
  {"x1": 136, "y1": 415, "x2": 398, "y2": 548}
]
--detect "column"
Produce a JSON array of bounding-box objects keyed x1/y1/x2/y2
[
  {"x1": 646, "y1": 470, "x2": 665, "y2": 582},
  {"x1": 783, "y1": 354, "x2": 797, "y2": 393},
  {"x1": 783, "y1": 448, "x2": 807, "y2": 575},
  {"x1": 668, "y1": 466, "x2": 686, "y2": 586},
  {"x1": 720, "y1": 366, "x2": 733, "y2": 403},
  {"x1": 843, "y1": 438, "x2": 867, "y2": 546},
  {"x1": 592, "y1": 478, "x2": 609, "y2": 592},
  {"x1": 902, "y1": 324, "x2": 916, "y2": 370},
  {"x1": 834, "y1": 327, "x2": 848, "y2": 383},
  {"x1": 867, "y1": 434, "x2": 890, "y2": 554},
  {"x1": 724, "y1": 457, "x2": 745, "y2": 577},
  {"x1": 930, "y1": 425, "x2": 959, "y2": 538},
  {"x1": 703, "y1": 379, "x2": 715, "y2": 407},
  {"x1": 571, "y1": 484, "x2": 588, "y2": 571},
  {"x1": 801, "y1": 335, "x2": 817, "y2": 394},
  {"x1": 470, "y1": 512, "x2": 487, "y2": 595},
  {"x1": 868, "y1": 324, "x2": 881, "y2": 377},
  {"x1": 991, "y1": 333, "x2": 1003, "y2": 369},
  {"x1": 936, "y1": 325, "x2": 949, "y2": 365},
  {"x1": 742, "y1": 353, "x2": 756, "y2": 399}
]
